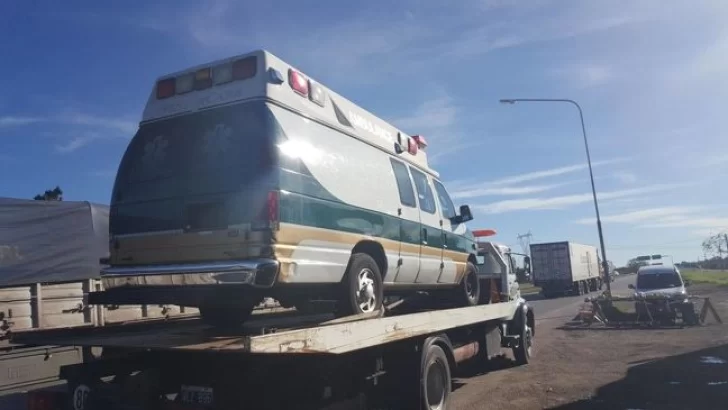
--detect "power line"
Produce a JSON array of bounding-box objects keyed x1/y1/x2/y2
[{"x1": 517, "y1": 231, "x2": 533, "y2": 256}]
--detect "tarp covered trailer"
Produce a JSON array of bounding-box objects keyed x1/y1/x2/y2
[{"x1": 0, "y1": 198, "x2": 195, "y2": 395}]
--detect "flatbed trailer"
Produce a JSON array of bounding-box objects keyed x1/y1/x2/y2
[{"x1": 13, "y1": 298, "x2": 534, "y2": 410}]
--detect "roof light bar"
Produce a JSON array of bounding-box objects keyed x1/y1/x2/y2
[
  {"x1": 309, "y1": 81, "x2": 326, "y2": 106},
  {"x1": 194, "y1": 68, "x2": 213, "y2": 90},
  {"x1": 288, "y1": 69, "x2": 309, "y2": 96},
  {"x1": 232, "y1": 57, "x2": 257, "y2": 80},
  {"x1": 156, "y1": 78, "x2": 176, "y2": 99}
]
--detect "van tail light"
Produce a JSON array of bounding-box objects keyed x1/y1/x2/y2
[
  {"x1": 254, "y1": 191, "x2": 280, "y2": 231},
  {"x1": 267, "y1": 191, "x2": 279, "y2": 224}
]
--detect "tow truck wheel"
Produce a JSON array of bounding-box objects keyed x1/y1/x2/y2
[
  {"x1": 512, "y1": 309, "x2": 533, "y2": 365},
  {"x1": 338, "y1": 253, "x2": 383, "y2": 317},
  {"x1": 420, "y1": 344, "x2": 452, "y2": 410}
]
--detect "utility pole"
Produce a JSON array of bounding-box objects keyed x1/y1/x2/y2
[{"x1": 517, "y1": 231, "x2": 533, "y2": 256}]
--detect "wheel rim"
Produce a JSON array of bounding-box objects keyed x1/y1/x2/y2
[
  {"x1": 426, "y1": 359, "x2": 447, "y2": 409},
  {"x1": 357, "y1": 268, "x2": 377, "y2": 313},
  {"x1": 464, "y1": 270, "x2": 478, "y2": 300}
]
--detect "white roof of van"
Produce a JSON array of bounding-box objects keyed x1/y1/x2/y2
[{"x1": 141, "y1": 50, "x2": 438, "y2": 176}]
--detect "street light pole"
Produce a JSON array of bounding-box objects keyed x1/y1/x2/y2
[{"x1": 499, "y1": 98, "x2": 612, "y2": 294}]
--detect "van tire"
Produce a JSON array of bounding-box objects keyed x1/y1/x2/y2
[
  {"x1": 337, "y1": 253, "x2": 384, "y2": 317},
  {"x1": 455, "y1": 262, "x2": 480, "y2": 307}
]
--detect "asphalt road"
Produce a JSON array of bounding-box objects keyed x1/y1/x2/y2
[{"x1": 525, "y1": 274, "x2": 635, "y2": 317}]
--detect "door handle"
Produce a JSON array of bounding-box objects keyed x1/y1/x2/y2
[{"x1": 422, "y1": 228, "x2": 428, "y2": 245}]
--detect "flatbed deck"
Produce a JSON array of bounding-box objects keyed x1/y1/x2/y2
[{"x1": 12, "y1": 300, "x2": 520, "y2": 354}]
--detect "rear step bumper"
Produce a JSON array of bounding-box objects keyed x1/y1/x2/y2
[{"x1": 101, "y1": 259, "x2": 280, "y2": 289}]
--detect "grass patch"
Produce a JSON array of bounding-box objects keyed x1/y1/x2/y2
[
  {"x1": 681, "y1": 269, "x2": 728, "y2": 286},
  {"x1": 520, "y1": 283, "x2": 541, "y2": 295}
]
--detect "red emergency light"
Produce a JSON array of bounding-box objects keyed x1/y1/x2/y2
[
  {"x1": 411, "y1": 135, "x2": 428, "y2": 149},
  {"x1": 407, "y1": 137, "x2": 418, "y2": 155},
  {"x1": 288, "y1": 69, "x2": 309, "y2": 96},
  {"x1": 472, "y1": 229, "x2": 497, "y2": 238}
]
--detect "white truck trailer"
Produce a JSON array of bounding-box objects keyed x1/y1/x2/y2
[{"x1": 530, "y1": 241, "x2": 602, "y2": 298}]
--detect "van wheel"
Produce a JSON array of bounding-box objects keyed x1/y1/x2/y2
[
  {"x1": 455, "y1": 263, "x2": 480, "y2": 307},
  {"x1": 199, "y1": 304, "x2": 255, "y2": 329},
  {"x1": 337, "y1": 253, "x2": 383, "y2": 316}
]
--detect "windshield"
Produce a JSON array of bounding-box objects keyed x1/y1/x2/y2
[
  {"x1": 111, "y1": 102, "x2": 277, "y2": 235},
  {"x1": 636, "y1": 272, "x2": 683, "y2": 290},
  {"x1": 114, "y1": 102, "x2": 275, "y2": 203}
]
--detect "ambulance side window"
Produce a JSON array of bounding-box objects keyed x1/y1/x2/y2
[{"x1": 390, "y1": 158, "x2": 416, "y2": 207}]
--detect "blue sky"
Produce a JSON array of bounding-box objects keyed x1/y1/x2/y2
[{"x1": 2, "y1": 0, "x2": 727, "y2": 265}]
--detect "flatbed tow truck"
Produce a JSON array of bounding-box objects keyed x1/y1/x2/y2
[{"x1": 13, "y1": 293, "x2": 534, "y2": 410}]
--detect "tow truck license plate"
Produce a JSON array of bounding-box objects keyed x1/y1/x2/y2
[{"x1": 180, "y1": 385, "x2": 214, "y2": 407}]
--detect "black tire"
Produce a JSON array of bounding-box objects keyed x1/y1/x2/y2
[
  {"x1": 512, "y1": 310, "x2": 533, "y2": 365},
  {"x1": 456, "y1": 262, "x2": 480, "y2": 307},
  {"x1": 420, "y1": 344, "x2": 452, "y2": 410},
  {"x1": 337, "y1": 253, "x2": 384, "y2": 317},
  {"x1": 478, "y1": 279, "x2": 492, "y2": 304},
  {"x1": 199, "y1": 304, "x2": 255, "y2": 329}
]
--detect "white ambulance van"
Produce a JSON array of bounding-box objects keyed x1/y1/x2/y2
[{"x1": 100, "y1": 50, "x2": 480, "y2": 326}]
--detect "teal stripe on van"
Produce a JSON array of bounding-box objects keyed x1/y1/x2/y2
[{"x1": 279, "y1": 191, "x2": 473, "y2": 254}]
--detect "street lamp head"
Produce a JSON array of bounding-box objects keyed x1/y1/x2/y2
[{"x1": 499, "y1": 99, "x2": 516, "y2": 105}]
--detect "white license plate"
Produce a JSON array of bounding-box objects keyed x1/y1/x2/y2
[{"x1": 180, "y1": 385, "x2": 214, "y2": 407}]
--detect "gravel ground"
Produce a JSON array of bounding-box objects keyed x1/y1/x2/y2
[{"x1": 450, "y1": 284, "x2": 728, "y2": 410}]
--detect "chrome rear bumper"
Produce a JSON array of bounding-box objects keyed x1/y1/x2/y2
[{"x1": 101, "y1": 259, "x2": 280, "y2": 289}]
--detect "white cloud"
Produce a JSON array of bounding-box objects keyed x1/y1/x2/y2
[
  {"x1": 611, "y1": 171, "x2": 638, "y2": 184},
  {"x1": 0, "y1": 113, "x2": 136, "y2": 135},
  {"x1": 452, "y1": 182, "x2": 572, "y2": 199},
  {"x1": 552, "y1": 63, "x2": 614, "y2": 89},
  {"x1": 392, "y1": 96, "x2": 457, "y2": 131},
  {"x1": 575, "y1": 206, "x2": 707, "y2": 225},
  {"x1": 55, "y1": 134, "x2": 100, "y2": 154},
  {"x1": 489, "y1": 157, "x2": 628, "y2": 186},
  {"x1": 1, "y1": 111, "x2": 136, "y2": 154},
  {"x1": 390, "y1": 94, "x2": 465, "y2": 163},
  {"x1": 0, "y1": 116, "x2": 44, "y2": 127},
  {"x1": 476, "y1": 184, "x2": 680, "y2": 214},
  {"x1": 641, "y1": 216, "x2": 728, "y2": 230},
  {"x1": 64, "y1": 114, "x2": 137, "y2": 135},
  {"x1": 691, "y1": 228, "x2": 726, "y2": 238},
  {"x1": 447, "y1": 158, "x2": 628, "y2": 199}
]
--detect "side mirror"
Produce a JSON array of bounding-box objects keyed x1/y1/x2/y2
[
  {"x1": 458, "y1": 205, "x2": 473, "y2": 223},
  {"x1": 628, "y1": 283, "x2": 635, "y2": 289}
]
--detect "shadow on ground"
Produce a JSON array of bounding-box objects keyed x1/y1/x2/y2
[{"x1": 548, "y1": 343, "x2": 728, "y2": 410}]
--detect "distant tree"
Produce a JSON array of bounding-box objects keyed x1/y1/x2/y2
[
  {"x1": 33, "y1": 186, "x2": 63, "y2": 201},
  {"x1": 702, "y1": 233, "x2": 726, "y2": 259}
]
